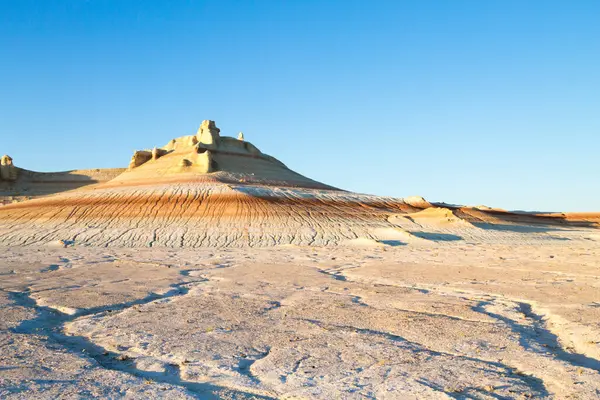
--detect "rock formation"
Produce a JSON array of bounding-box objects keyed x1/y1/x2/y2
[
  {"x1": 1, "y1": 119, "x2": 593, "y2": 248},
  {"x1": 403, "y1": 196, "x2": 432, "y2": 209},
  {"x1": 196, "y1": 120, "x2": 221, "y2": 149},
  {"x1": 0, "y1": 155, "x2": 18, "y2": 181},
  {"x1": 0, "y1": 120, "x2": 401, "y2": 247},
  {"x1": 128, "y1": 150, "x2": 152, "y2": 170},
  {"x1": 122, "y1": 120, "x2": 290, "y2": 177},
  {"x1": 152, "y1": 147, "x2": 168, "y2": 160}
]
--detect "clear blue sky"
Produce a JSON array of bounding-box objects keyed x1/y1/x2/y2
[{"x1": 1, "y1": 1, "x2": 598, "y2": 211}]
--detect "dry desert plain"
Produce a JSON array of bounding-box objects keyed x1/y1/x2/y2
[{"x1": 1, "y1": 122, "x2": 599, "y2": 399}]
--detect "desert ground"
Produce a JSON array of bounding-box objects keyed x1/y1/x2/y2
[
  {"x1": 1, "y1": 238, "x2": 600, "y2": 399},
  {"x1": 1, "y1": 122, "x2": 599, "y2": 399}
]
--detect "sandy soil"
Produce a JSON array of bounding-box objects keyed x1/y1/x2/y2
[
  {"x1": 1, "y1": 126, "x2": 598, "y2": 398},
  {"x1": 1, "y1": 233, "x2": 599, "y2": 399}
]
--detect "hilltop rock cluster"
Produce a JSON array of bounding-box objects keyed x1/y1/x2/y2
[
  {"x1": 0, "y1": 155, "x2": 17, "y2": 181},
  {"x1": 126, "y1": 120, "x2": 285, "y2": 175}
]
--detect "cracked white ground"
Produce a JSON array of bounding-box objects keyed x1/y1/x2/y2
[{"x1": 1, "y1": 237, "x2": 599, "y2": 399}]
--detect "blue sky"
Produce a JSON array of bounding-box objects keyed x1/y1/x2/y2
[{"x1": 1, "y1": 1, "x2": 598, "y2": 211}]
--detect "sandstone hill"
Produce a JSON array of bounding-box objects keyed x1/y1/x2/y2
[{"x1": 0, "y1": 121, "x2": 596, "y2": 247}]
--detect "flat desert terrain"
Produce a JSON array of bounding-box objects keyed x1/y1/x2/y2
[{"x1": 1, "y1": 237, "x2": 599, "y2": 399}]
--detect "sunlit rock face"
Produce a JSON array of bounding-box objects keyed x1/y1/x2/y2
[
  {"x1": 124, "y1": 120, "x2": 292, "y2": 179},
  {"x1": 0, "y1": 155, "x2": 18, "y2": 181}
]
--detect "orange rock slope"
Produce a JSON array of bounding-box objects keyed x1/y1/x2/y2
[{"x1": 0, "y1": 121, "x2": 597, "y2": 247}]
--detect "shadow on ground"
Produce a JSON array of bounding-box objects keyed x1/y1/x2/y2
[{"x1": 411, "y1": 232, "x2": 463, "y2": 241}]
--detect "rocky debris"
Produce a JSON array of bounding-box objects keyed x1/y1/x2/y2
[{"x1": 0, "y1": 155, "x2": 18, "y2": 181}]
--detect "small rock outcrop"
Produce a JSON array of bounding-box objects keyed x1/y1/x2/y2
[
  {"x1": 404, "y1": 196, "x2": 432, "y2": 209},
  {"x1": 128, "y1": 150, "x2": 153, "y2": 170},
  {"x1": 152, "y1": 147, "x2": 168, "y2": 160},
  {"x1": 0, "y1": 155, "x2": 18, "y2": 181}
]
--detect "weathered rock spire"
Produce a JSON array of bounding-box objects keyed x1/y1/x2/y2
[{"x1": 196, "y1": 120, "x2": 221, "y2": 149}]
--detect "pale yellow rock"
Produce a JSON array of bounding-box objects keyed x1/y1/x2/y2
[
  {"x1": 113, "y1": 120, "x2": 313, "y2": 186},
  {"x1": 189, "y1": 148, "x2": 215, "y2": 173},
  {"x1": 151, "y1": 147, "x2": 168, "y2": 160},
  {"x1": 404, "y1": 195, "x2": 432, "y2": 208},
  {"x1": 0, "y1": 155, "x2": 18, "y2": 181},
  {"x1": 128, "y1": 150, "x2": 152, "y2": 170},
  {"x1": 164, "y1": 139, "x2": 177, "y2": 151},
  {"x1": 196, "y1": 120, "x2": 221, "y2": 149}
]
